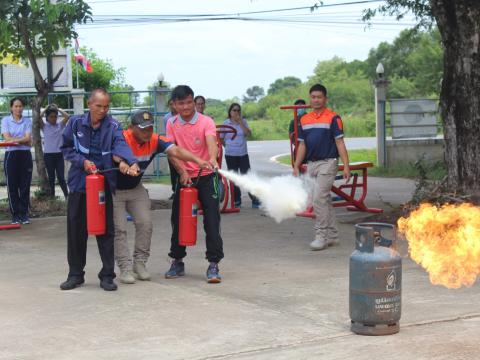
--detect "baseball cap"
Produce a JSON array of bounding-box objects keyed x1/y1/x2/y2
[{"x1": 131, "y1": 110, "x2": 154, "y2": 128}]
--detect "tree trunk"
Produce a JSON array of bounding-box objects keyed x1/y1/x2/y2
[
  {"x1": 31, "y1": 92, "x2": 50, "y2": 196},
  {"x1": 17, "y1": 18, "x2": 51, "y2": 196},
  {"x1": 431, "y1": 0, "x2": 480, "y2": 195}
]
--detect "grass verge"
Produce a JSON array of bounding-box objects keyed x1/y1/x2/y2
[{"x1": 277, "y1": 148, "x2": 446, "y2": 180}]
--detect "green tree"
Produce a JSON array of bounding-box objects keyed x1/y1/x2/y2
[
  {"x1": 72, "y1": 47, "x2": 123, "y2": 91},
  {"x1": 0, "y1": 0, "x2": 91, "y2": 195},
  {"x1": 365, "y1": 0, "x2": 480, "y2": 195},
  {"x1": 267, "y1": 76, "x2": 302, "y2": 95},
  {"x1": 243, "y1": 85, "x2": 265, "y2": 103},
  {"x1": 366, "y1": 28, "x2": 442, "y2": 96}
]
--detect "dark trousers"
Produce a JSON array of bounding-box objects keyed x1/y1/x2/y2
[
  {"x1": 169, "y1": 173, "x2": 224, "y2": 263},
  {"x1": 67, "y1": 190, "x2": 115, "y2": 280},
  {"x1": 168, "y1": 160, "x2": 178, "y2": 193},
  {"x1": 225, "y1": 154, "x2": 260, "y2": 205},
  {"x1": 3, "y1": 150, "x2": 32, "y2": 219},
  {"x1": 44, "y1": 152, "x2": 68, "y2": 198}
]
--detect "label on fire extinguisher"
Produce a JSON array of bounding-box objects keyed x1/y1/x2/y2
[
  {"x1": 192, "y1": 203, "x2": 198, "y2": 217},
  {"x1": 99, "y1": 191, "x2": 106, "y2": 204}
]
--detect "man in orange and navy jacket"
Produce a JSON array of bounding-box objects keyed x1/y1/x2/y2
[
  {"x1": 113, "y1": 110, "x2": 211, "y2": 285},
  {"x1": 293, "y1": 84, "x2": 351, "y2": 251}
]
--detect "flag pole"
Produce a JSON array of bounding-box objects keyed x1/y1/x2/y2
[{"x1": 76, "y1": 61, "x2": 79, "y2": 89}]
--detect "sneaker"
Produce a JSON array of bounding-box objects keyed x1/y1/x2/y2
[
  {"x1": 133, "y1": 261, "x2": 151, "y2": 281},
  {"x1": 119, "y1": 270, "x2": 136, "y2": 284},
  {"x1": 60, "y1": 276, "x2": 85, "y2": 290},
  {"x1": 168, "y1": 193, "x2": 175, "y2": 200},
  {"x1": 11, "y1": 217, "x2": 20, "y2": 225},
  {"x1": 126, "y1": 214, "x2": 134, "y2": 222},
  {"x1": 100, "y1": 278, "x2": 118, "y2": 291},
  {"x1": 20, "y1": 216, "x2": 30, "y2": 225},
  {"x1": 310, "y1": 238, "x2": 327, "y2": 251},
  {"x1": 206, "y1": 262, "x2": 222, "y2": 284},
  {"x1": 165, "y1": 260, "x2": 185, "y2": 279},
  {"x1": 234, "y1": 201, "x2": 241, "y2": 208}
]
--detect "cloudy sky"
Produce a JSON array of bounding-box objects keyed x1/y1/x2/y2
[{"x1": 76, "y1": 0, "x2": 414, "y2": 100}]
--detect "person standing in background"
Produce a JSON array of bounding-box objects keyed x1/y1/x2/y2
[
  {"x1": 1, "y1": 97, "x2": 33, "y2": 224},
  {"x1": 221, "y1": 103, "x2": 260, "y2": 209},
  {"x1": 289, "y1": 99, "x2": 307, "y2": 137},
  {"x1": 194, "y1": 95, "x2": 206, "y2": 114},
  {"x1": 39, "y1": 104, "x2": 69, "y2": 198}
]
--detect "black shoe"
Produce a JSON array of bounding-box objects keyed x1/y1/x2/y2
[
  {"x1": 20, "y1": 215, "x2": 30, "y2": 224},
  {"x1": 206, "y1": 262, "x2": 222, "y2": 284},
  {"x1": 165, "y1": 260, "x2": 185, "y2": 279},
  {"x1": 100, "y1": 278, "x2": 118, "y2": 291},
  {"x1": 60, "y1": 277, "x2": 85, "y2": 290}
]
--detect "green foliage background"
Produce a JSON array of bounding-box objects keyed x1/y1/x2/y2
[{"x1": 204, "y1": 28, "x2": 442, "y2": 140}]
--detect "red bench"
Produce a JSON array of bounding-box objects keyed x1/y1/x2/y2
[{"x1": 297, "y1": 161, "x2": 383, "y2": 218}]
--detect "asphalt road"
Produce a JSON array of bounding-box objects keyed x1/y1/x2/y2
[{"x1": 243, "y1": 137, "x2": 376, "y2": 176}]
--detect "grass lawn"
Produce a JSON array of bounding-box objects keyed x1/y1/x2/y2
[{"x1": 277, "y1": 148, "x2": 446, "y2": 180}]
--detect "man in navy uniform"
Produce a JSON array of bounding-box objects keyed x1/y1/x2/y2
[{"x1": 60, "y1": 88, "x2": 140, "y2": 291}]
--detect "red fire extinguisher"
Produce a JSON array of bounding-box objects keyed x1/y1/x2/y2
[
  {"x1": 179, "y1": 169, "x2": 205, "y2": 246},
  {"x1": 179, "y1": 186, "x2": 199, "y2": 246},
  {"x1": 86, "y1": 165, "x2": 106, "y2": 236}
]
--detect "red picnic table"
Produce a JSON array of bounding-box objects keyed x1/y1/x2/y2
[
  {"x1": 280, "y1": 105, "x2": 383, "y2": 216},
  {"x1": 0, "y1": 141, "x2": 22, "y2": 230}
]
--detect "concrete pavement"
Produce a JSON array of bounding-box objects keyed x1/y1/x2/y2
[{"x1": 1, "y1": 177, "x2": 480, "y2": 359}]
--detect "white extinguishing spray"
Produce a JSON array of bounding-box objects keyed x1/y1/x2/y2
[{"x1": 218, "y1": 169, "x2": 310, "y2": 223}]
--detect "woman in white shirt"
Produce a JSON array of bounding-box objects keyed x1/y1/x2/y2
[
  {"x1": 222, "y1": 103, "x2": 260, "y2": 208},
  {"x1": 40, "y1": 104, "x2": 69, "y2": 198}
]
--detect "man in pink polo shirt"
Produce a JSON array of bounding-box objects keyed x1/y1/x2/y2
[{"x1": 165, "y1": 85, "x2": 223, "y2": 283}]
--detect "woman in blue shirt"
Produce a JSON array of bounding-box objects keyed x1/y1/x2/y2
[
  {"x1": 40, "y1": 104, "x2": 69, "y2": 198},
  {"x1": 222, "y1": 103, "x2": 260, "y2": 208},
  {"x1": 1, "y1": 98, "x2": 33, "y2": 224}
]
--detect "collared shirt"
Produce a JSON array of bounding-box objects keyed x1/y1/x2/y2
[
  {"x1": 61, "y1": 112, "x2": 136, "y2": 193},
  {"x1": 117, "y1": 129, "x2": 174, "y2": 190},
  {"x1": 221, "y1": 118, "x2": 250, "y2": 156},
  {"x1": 297, "y1": 108, "x2": 344, "y2": 161},
  {"x1": 1, "y1": 115, "x2": 32, "y2": 151},
  {"x1": 42, "y1": 119, "x2": 66, "y2": 153},
  {"x1": 166, "y1": 112, "x2": 216, "y2": 177}
]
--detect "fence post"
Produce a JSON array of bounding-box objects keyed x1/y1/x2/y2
[
  {"x1": 71, "y1": 88, "x2": 85, "y2": 114},
  {"x1": 153, "y1": 79, "x2": 169, "y2": 176},
  {"x1": 374, "y1": 63, "x2": 389, "y2": 168}
]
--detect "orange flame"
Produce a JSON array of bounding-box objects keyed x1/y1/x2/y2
[{"x1": 398, "y1": 203, "x2": 480, "y2": 289}]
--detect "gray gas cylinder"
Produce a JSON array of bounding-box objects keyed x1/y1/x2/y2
[{"x1": 349, "y1": 222, "x2": 402, "y2": 335}]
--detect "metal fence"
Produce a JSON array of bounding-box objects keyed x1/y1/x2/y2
[{"x1": 0, "y1": 89, "x2": 171, "y2": 184}]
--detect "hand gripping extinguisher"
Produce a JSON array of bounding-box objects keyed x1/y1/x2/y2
[
  {"x1": 86, "y1": 164, "x2": 106, "y2": 235},
  {"x1": 178, "y1": 169, "x2": 203, "y2": 246}
]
